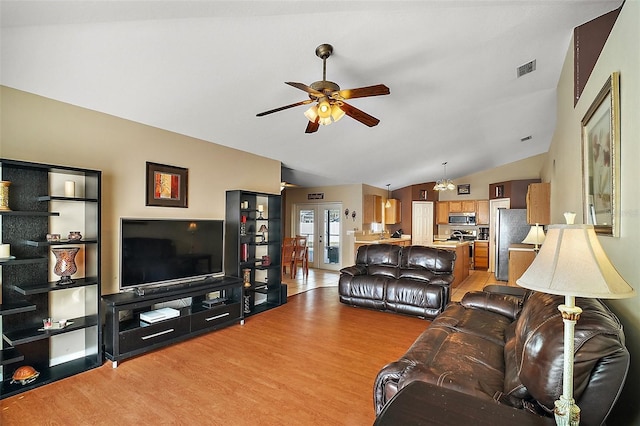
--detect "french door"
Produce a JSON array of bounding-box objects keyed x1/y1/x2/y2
[{"x1": 295, "y1": 203, "x2": 342, "y2": 271}]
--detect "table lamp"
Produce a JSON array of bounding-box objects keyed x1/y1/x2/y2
[
  {"x1": 517, "y1": 220, "x2": 635, "y2": 425},
  {"x1": 522, "y1": 223, "x2": 545, "y2": 251}
]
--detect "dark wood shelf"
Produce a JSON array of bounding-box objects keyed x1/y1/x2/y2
[
  {"x1": 250, "y1": 302, "x2": 280, "y2": 315},
  {"x1": 37, "y1": 195, "x2": 99, "y2": 202},
  {"x1": 2, "y1": 314, "x2": 99, "y2": 346},
  {"x1": 10, "y1": 276, "x2": 99, "y2": 295},
  {"x1": 0, "y1": 347, "x2": 24, "y2": 366},
  {"x1": 24, "y1": 238, "x2": 99, "y2": 247},
  {"x1": 0, "y1": 158, "x2": 102, "y2": 400},
  {"x1": 0, "y1": 356, "x2": 101, "y2": 399},
  {"x1": 0, "y1": 210, "x2": 60, "y2": 217},
  {"x1": 0, "y1": 257, "x2": 48, "y2": 266},
  {"x1": 226, "y1": 190, "x2": 284, "y2": 318},
  {"x1": 0, "y1": 300, "x2": 37, "y2": 315}
]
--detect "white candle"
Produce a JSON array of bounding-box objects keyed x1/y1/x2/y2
[
  {"x1": 64, "y1": 181, "x2": 75, "y2": 197},
  {"x1": 258, "y1": 205, "x2": 264, "y2": 212},
  {"x1": 0, "y1": 244, "x2": 10, "y2": 258}
]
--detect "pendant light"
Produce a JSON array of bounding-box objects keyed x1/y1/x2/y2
[
  {"x1": 434, "y1": 162, "x2": 455, "y2": 191},
  {"x1": 385, "y1": 184, "x2": 392, "y2": 208}
]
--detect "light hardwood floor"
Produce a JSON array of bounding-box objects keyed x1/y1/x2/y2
[{"x1": 1, "y1": 269, "x2": 502, "y2": 425}]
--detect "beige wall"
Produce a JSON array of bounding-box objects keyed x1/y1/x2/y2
[
  {"x1": 542, "y1": 2, "x2": 639, "y2": 423},
  {"x1": 0, "y1": 87, "x2": 281, "y2": 294}
]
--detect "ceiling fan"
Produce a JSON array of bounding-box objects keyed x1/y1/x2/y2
[{"x1": 256, "y1": 43, "x2": 390, "y2": 133}]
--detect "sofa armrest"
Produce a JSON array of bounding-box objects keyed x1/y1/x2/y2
[
  {"x1": 461, "y1": 291, "x2": 523, "y2": 320},
  {"x1": 482, "y1": 284, "x2": 528, "y2": 298},
  {"x1": 339, "y1": 265, "x2": 367, "y2": 277}
]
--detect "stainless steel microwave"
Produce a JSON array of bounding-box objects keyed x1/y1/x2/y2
[{"x1": 448, "y1": 213, "x2": 476, "y2": 225}]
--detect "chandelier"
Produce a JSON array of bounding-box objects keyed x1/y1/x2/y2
[{"x1": 434, "y1": 162, "x2": 455, "y2": 191}]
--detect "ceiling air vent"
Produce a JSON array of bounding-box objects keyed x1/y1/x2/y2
[{"x1": 517, "y1": 60, "x2": 536, "y2": 78}]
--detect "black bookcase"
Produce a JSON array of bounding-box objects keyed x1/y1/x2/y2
[
  {"x1": 225, "y1": 190, "x2": 285, "y2": 316},
  {"x1": 0, "y1": 159, "x2": 102, "y2": 399}
]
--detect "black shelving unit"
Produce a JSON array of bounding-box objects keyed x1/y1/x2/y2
[
  {"x1": 225, "y1": 190, "x2": 285, "y2": 316},
  {"x1": 0, "y1": 158, "x2": 102, "y2": 399}
]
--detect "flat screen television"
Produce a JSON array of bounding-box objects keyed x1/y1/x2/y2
[{"x1": 120, "y1": 218, "x2": 224, "y2": 290}]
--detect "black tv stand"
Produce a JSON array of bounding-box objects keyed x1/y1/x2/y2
[{"x1": 102, "y1": 276, "x2": 243, "y2": 367}]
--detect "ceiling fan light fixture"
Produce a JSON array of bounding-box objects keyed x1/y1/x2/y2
[
  {"x1": 317, "y1": 100, "x2": 332, "y2": 118},
  {"x1": 331, "y1": 104, "x2": 345, "y2": 122},
  {"x1": 304, "y1": 105, "x2": 319, "y2": 122},
  {"x1": 318, "y1": 116, "x2": 333, "y2": 126}
]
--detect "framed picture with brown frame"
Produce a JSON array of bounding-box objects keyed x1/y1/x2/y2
[
  {"x1": 145, "y1": 162, "x2": 188, "y2": 208},
  {"x1": 457, "y1": 184, "x2": 470, "y2": 195},
  {"x1": 581, "y1": 72, "x2": 620, "y2": 237}
]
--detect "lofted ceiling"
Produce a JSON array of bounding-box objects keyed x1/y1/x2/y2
[{"x1": 0, "y1": 1, "x2": 622, "y2": 190}]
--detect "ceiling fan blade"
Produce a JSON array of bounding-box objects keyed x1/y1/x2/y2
[
  {"x1": 256, "y1": 99, "x2": 313, "y2": 117},
  {"x1": 286, "y1": 82, "x2": 324, "y2": 97},
  {"x1": 336, "y1": 84, "x2": 390, "y2": 100},
  {"x1": 340, "y1": 102, "x2": 380, "y2": 127},
  {"x1": 305, "y1": 117, "x2": 320, "y2": 134}
]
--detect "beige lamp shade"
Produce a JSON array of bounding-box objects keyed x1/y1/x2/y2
[
  {"x1": 522, "y1": 225, "x2": 546, "y2": 245},
  {"x1": 517, "y1": 224, "x2": 636, "y2": 299}
]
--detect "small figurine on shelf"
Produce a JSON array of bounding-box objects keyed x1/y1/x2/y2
[
  {"x1": 258, "y1": 224, "x2": 268, "y2": 242},
  {"x1": 67, "y1": 231, "x2": 82, "y2": 241}
]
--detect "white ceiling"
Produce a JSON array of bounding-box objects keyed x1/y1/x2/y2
[{"x1": 0, "y1": 1, "x2": 622, "y2": 190}]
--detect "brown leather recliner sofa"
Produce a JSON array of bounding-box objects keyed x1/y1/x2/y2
[
  {"x1": 374, "y1": 287, "x2": 630, "y2": 425},
  {"x1": 339, "y1": 244, "x2": 456, "y2": 319}
]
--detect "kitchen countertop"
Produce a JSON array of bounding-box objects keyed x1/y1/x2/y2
[
  {"x1": 424, "y1": 241, "x2": 471, "y2": 249},
  {"x1": 354, "y1": 237, "x2": 411, "y2": 245},
  {"x1": 508, "y1": 243, "x2": 536, "y2": 252}
]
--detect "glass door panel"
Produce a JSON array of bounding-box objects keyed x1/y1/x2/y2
[{"x1": 295, "y1": 203, "x2": 342, "y2": 271}]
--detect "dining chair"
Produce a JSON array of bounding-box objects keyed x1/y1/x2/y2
[
  {"x1": 281, "y1": 237, "x2": 296, "y2": 278},
  {"x1": 293, "y1": 235, "x2": 309, "y2": 278}
]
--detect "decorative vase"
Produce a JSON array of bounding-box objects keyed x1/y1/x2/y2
[
  {"x1": 52, "y1": 247, "x2": 79, "y2": 285},
  {"x1": 243, "y1": 268, "x2": 251, "y2": 313},
  {"x1": 67, "y1": 231, "x2": 82, "y2": 241},
  {"x1": 0, "y1": 181, "x2": 11, "y2": 211}
]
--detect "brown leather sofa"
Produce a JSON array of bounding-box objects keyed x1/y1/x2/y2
[
  {"x1": 339, "y1": 244, "x2": 456, "y2": 319},
  {"x1": 374, "y1": 287, "x2": 630, "y2": 425}
]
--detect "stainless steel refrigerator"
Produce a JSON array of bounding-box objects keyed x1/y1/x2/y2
[{"x1": 495, "y1": 209, "x2": 530, "y2": 281}]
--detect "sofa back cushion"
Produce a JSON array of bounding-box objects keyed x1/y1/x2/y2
[
  {"x1": 355, "y1": 244, "x2": 402, "y2": 278},
  {"x1": 504, "y1": 291, "x2": 629, "y2": 423},
  {"x1": 399, "y1": 246, "x2": 455, "y2": 277}
]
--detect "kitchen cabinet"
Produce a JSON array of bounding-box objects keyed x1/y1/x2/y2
[
  {"x1": 508, "y1": 244, "x2": 536, "y2": 286},
  {"x1": 526, "y1": 183, "x2": 550, "y2": 225},
  {"x1": 364, "y1": 194, "x2": 383, "y2": 223},
  {"x1": 436, "y1": 201, "x2": 449, "y2": 225},
  {"x1": 476, "y1": 200, "x2": 490, "y2": 225},
  {"x1": 474, "y1": 240, "x2": 489, "y2": 270},
  {"x1": 385, "y1": 199, "x2": 401, "y2": 224},
  {"x1": 0, "y1": 159, "x2": 102, "y2": 399},
  {"x1": 489, "y1": 179, "x2": 540, "y2": 208},
  {"x1": 449, "y1": 200, "x2": 475, "y2": 213}
]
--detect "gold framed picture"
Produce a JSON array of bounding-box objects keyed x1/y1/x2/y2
[
  {"x1": 581, "y1": 72, "x2": 620, "y2": 236},
  {"x1": 145, "y1": 162, "x2": 188, "y2": 208}
]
